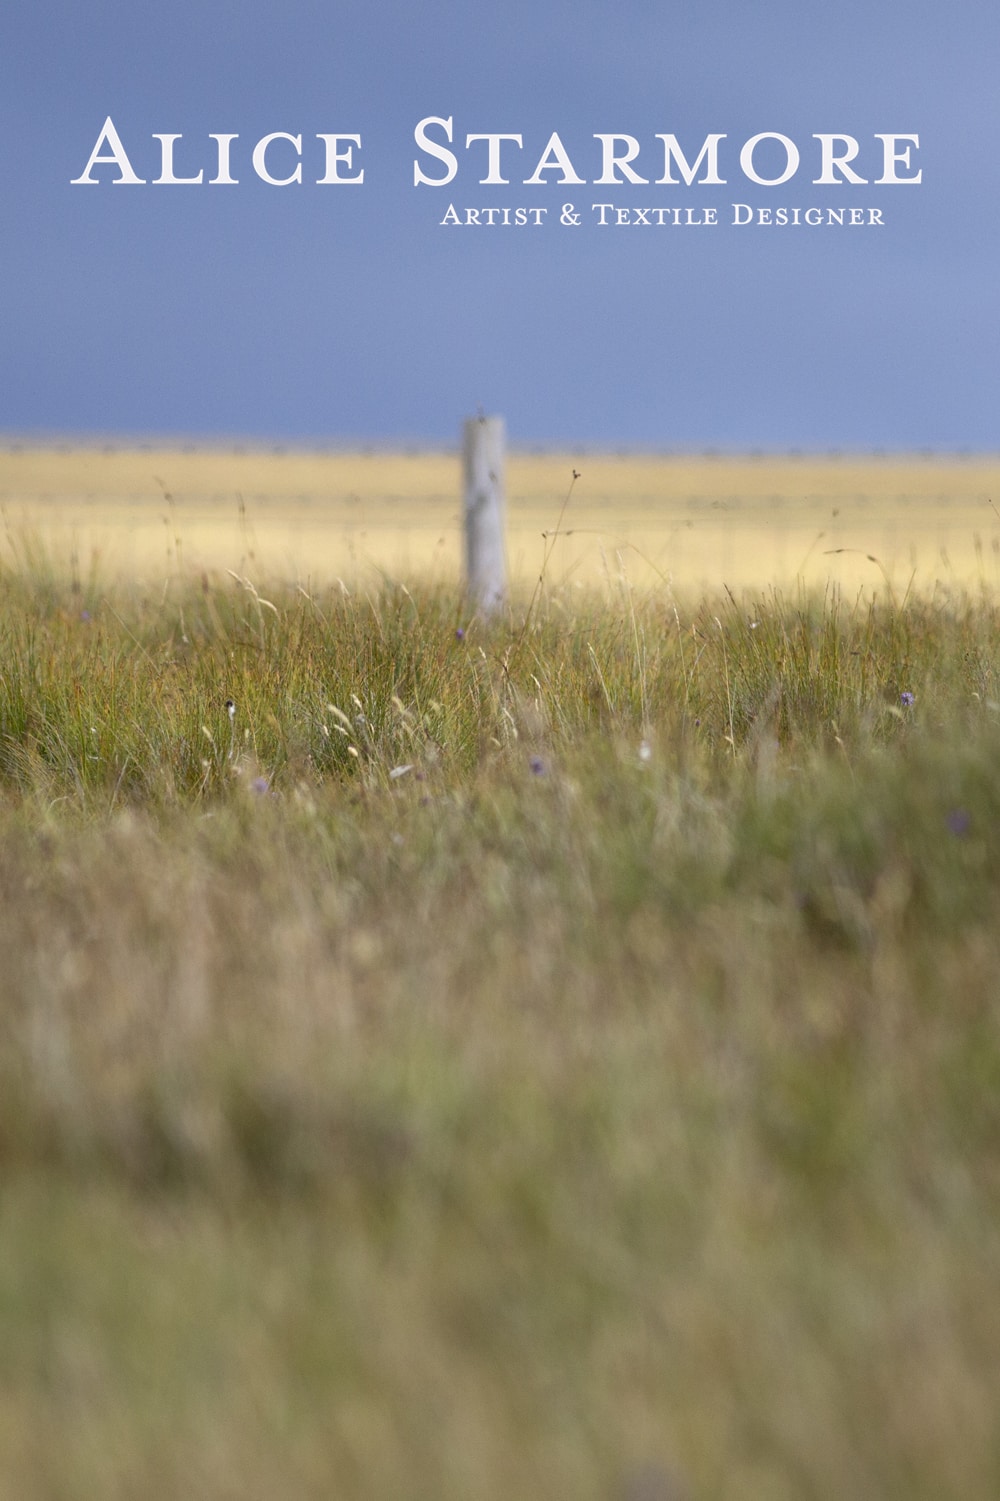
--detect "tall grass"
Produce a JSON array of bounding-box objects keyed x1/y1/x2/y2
[{"x1": 0, "y1": 551, "x2": 998, "y2": 1500}]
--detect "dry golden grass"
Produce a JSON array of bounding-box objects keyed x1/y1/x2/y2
[{"x1": 2, "y1": 445, "x2": 998, "y2": 596}]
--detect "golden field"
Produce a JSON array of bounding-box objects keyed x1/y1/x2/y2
[{"x1": 1, "y1": 444, "x2": 999, "y2": 596}]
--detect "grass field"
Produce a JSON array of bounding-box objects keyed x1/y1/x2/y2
[
  {"x1": 1, "y1": 447, "x2": 999, "y2": 1500},
  {"x1": 2, "y1": 444, "x2": 999, "y2": 594}
]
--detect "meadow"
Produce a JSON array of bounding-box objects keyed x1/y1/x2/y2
[
  {"x1": 3, "y1": 443, "x2": 999, "y2": 594},
  {"x1": 0, "y1": 446, "x2": 999, "y2": 1501}
]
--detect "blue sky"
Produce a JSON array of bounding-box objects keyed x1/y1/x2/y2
[{"x1": 3, "y1": 1, "x2": 998, "y2": 449}]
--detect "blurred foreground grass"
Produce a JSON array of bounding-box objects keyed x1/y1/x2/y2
[{"x1": 0, "y1": 556, "x2": 999, "y2": 1500}]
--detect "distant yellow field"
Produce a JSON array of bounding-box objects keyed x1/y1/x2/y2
[{"x1": 1, "y1": 445, "x2": 999, "y2": 598}]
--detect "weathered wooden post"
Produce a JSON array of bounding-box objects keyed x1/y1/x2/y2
[{"x1": 463, "y1": 414, "x2": 507, "y2": 614}]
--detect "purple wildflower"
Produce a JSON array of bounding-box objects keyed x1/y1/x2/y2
[
  {"x1": 250, "y1": 776, "x2": 270, "y2": 796},
  {"x1": 529, "y1": 756, "x2": 546, "y2": 776},
  {"x1": 455, "y1": 627, "x2": 465, "y2": 641},
  {"x1": 900, "y1": 691, "x2": 915, "y2": 707},
  {"x1": 946, "y1": 808, "x2": 971, "y2": 837}
]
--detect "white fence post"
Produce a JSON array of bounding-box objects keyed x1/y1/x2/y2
[{"x1": 463, "y1": 414, "x2": 507, "y2": 614}]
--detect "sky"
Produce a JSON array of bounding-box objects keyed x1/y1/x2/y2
[{"x1": 2, "y1": 0, "x2": 998, "y2": 450}]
